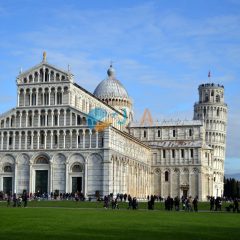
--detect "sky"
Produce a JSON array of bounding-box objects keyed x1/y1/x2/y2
[{"x1": 0, "y1": 0, "x2": 239, "y2": 174}]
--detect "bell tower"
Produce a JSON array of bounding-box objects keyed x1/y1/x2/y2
[{"x1": 194, "y1": 75, "x2": 228, "y2": 197}]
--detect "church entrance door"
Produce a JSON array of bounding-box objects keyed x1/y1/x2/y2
[
  {"x1": 35, "y1": 170, "x2": 48, "y2": 194},
  {"x1": 3, "y1": 177, "x2": 12, "y2": 194},
  {"x1": 183, "y1": 189, "x2": 188, "y2": 198},
  {"x1": 72, "y1": 177, "x2": 82, "y2": 193}
]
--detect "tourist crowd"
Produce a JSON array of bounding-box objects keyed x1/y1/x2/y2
[{"x1": 1, "y1": 191, "x2": 239, "y2": 212}]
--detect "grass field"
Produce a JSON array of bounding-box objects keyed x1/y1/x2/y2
[
  {"x1": 0, "y1": 199, "x2": 230, "y2": 210},
  {"x1": 0, "y1": 201, "x2": 239, "y2": 240}
]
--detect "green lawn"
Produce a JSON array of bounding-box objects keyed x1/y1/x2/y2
[
  {"x1": 0, "y1": 199, "x2": 230, "y2": 210},
  {"x1": 0, "y1": 203, "x2": 239, "y2": 240}
]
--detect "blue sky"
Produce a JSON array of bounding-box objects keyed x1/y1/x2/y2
[{"x1": 0, "y1": 0, "x2": 239, "y2": 173}]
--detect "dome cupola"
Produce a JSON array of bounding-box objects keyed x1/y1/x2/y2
[{"x1": 93, "y1": 64, "x2": 134, "y2": 122}]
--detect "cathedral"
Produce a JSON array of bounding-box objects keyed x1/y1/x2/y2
[{"x1": 0, "y1": 53, "x2": 227, "y2": 201}]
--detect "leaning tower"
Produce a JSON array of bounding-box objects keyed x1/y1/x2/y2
[{"x1": 194, "y1": 82, "x2": 228, "y2": 197}]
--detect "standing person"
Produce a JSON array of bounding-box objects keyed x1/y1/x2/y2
[
  {"x1": 148, "y1": 195, "x2": 155, "y2": 210},
  {"x1": 128, "y1": 195, "x2": 132, "y2": 209},
  {"x1": 132, "y1": 197, "x2": 138, "y2": 210},
  {"x1": 22, "y1": 191, "x2": 28, "y2": 207},
  {"x1": 7, "y1": 193, "x2": 11, "y2": 207},
  {"x1": 210, "y1": 197, "x2": 215, "y2": 211},
  {"x1": 233, "y1": 198, "x2": 239, "y2": 213},
  {"x1": 174, "y1": 196, "x2": 180, "y2": 211},
  {"x1": 13, "y1": 193, "x2": 17, "y2": 207},
  {"x1": 187, "y1": 196, "x2": 193, "y2": 212},
  {"x1": 103, "y1": 195, "x2": 109, "y2": 209},
  {"x1": 193, "y1": 196, "x2": 198, "y2": 212}
]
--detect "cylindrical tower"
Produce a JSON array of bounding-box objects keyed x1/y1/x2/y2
[{"x1": 194, "y1": 83, "x2": 227, "y2": 197}]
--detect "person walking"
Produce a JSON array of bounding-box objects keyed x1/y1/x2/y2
[{"x1": 193, "y1": 196, "x2": 198, "y2": 212}]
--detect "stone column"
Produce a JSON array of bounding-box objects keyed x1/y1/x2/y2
[
  {"x1": 25, "y1": 131, "x2": 28, "y2": 150},
  {"x1": 43, "y1": 67, "x2": 45, "y2": 82},
  {"x1": 31, "y1": 132, "x2": 34, "y2": 149},
  {"x1": 76, "y1": 131, "x2": 79, "y2": 148},
  {"x1": 64, "y1": 110, "x2": 66, "y2": 126},
  {"x1": 14, "y1": 161, "x2": 18, "y2": 193},
  {"x1": 50, "y1": 162, "x2": 53, "y2": 193},
  {"x1": 45, "y1": 112, "x2": 48, "y2": 127},
  {"x1": 51, "y1": 111, "x2": 54, "y2": 126},
  {"x1": 61, "y1": 89, "x2": 64, "y2": 105},
  {"x1": 70, "y1": 111, "x2": 72, "y2": 126},
  {"x1": 96, "y1": 131, "x2": 98, "y2": 148},
  {"x1": 37, "y1": 132, "x2": 40, "y2": 149},
  {"x1": 19, "y1": 113, "x2": 22, "y2": 128},
  {"x1": 29, "y1": 163, "x2": 33, "y2": 193},
  {"x1": 36, "y1": 89, "x2": 39, "y2": 106},
  {"x1": 89, "y1": 130, "x2": 92, "y2": 148},
  {"x1": 84, "y1": 161, "x2": 88, "y2": 197},
  {"x1": 6, "y1": 132, "x2": 9, "y2": 150},
  {"x1": 57, "y1": 131, "x2": 60, "y2": 149},
  {"x1": 63, "y1": 131, "x2": 66, "y2": 149},
  {"x1": 69, "y1": 130, "x2": 72, "y2": 149},
  {"x1": 198, "y1": 169, "x2": 202, "y2": 201},
  {"x1": 50, "y1": 131, "x2": 53, "y2": 149},
  {"x1": 82, "y1": 130, "x2": 85, "y2": 148},
  {"x1": 169, "y1": 170, "x2": 172, "y2": 197},
  {"x1": 57, "y1": 111, "x2": 60, "y2": 126},
  {"x1": 14, "y1": 113, "x2": 17, "y2": 128},
  {"x1": 13, "y1": 131, "x2": 16, "y2": 150},
  {"x1": 1, "y1": 133, "x2": 3, "y2": 150},
  {"x1": 179, "y1": 170, "x2": 181, "y2": 197},
  {"x1": 23, "y1": 90, "x2": 26, "y2": 107},
  {"x1": 30, "y1": 89, "x2": 32, "y2": 106},
  {"x1": 65, "y1": 162, "x2": 69, "y2": 193},
  {"x1": 26, "y1": 112, "x2": 28, "y2": 127},
  {"x1": 19, "y1": 132, "x2": 22, "y2": 150},
  {"x1": 48, "y1": 88, "x2": 51, "y2": 106},
  {"x1": 68, "y1": 90, "x2": 71, "y2": 105},
  {"x1": 44, "y1": 132, "x2": 47, "y2": 149},
  {"x1": 188, "y1": 172, "x2": 192, "y2": 197}
]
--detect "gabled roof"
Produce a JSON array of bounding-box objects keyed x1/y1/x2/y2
[
  {"x1": 17, "y1": 61, "x2": 72, "y2": 78},
  {"x1": 73, "y1": 82, "x2": 126, "y2": 117},
  {"x1": 0, "y1": 108, "x2": 16, "y2": 119}
]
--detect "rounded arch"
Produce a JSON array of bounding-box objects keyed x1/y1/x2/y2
[
  {"x1": 16, "y1": 153, "x2": 30, "y2": 165},
  {"x1": 71, "y1": 162, "x2": 84, "y2": 172},
  {"x1": 52, "y1": 153, "x2": 66, "y2": 164},
  {"x1": 86, "y1": 153, "x2": 103, "y2": 164},
  {"x1": 2, "y1": 162, "x2": 14, "y2": 172},
  {"x1": 2, "y1": 154, "x2": 15, "y2": 164},
  {"x1": 31, "y1": 152, "x2": 51, "y2": 164},
  {"x1": 68, "y1": 153, "x2": 85, "y2": 165},
  {"x1": 3, "y1": 165, "x2": 13, "y2": 172}
]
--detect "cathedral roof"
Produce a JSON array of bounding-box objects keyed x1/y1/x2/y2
[
  {"x1": 0, "y1": 108, "x2": 15, "y2": 119},
  {"x1": 93, "y1": 65, "x2": 129, "y2": 100},
  {"x1": 129, "y1": 120, "x2": 203, "y2": 128}
]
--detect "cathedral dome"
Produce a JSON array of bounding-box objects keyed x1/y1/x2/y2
[{"x1": 93, "y1": 65, "x2": 129, "y2": 99}]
